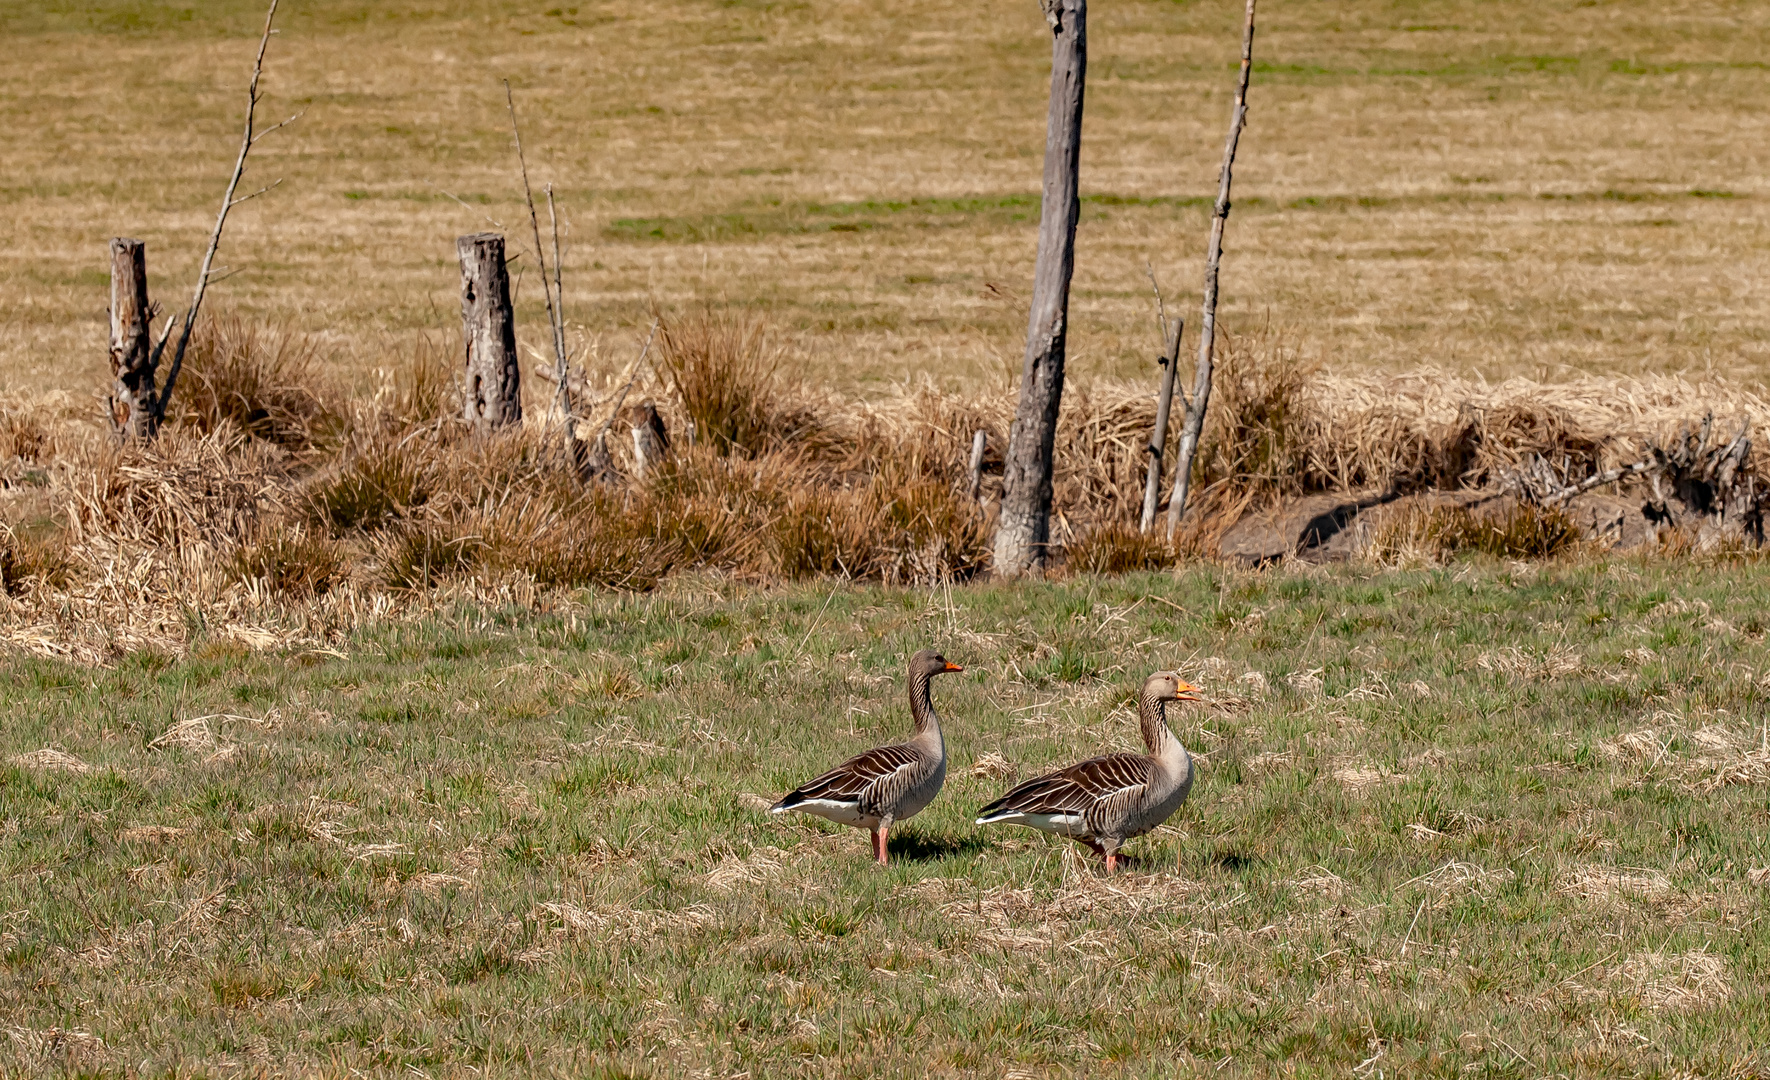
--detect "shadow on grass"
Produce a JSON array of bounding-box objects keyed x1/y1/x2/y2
[{"x1": 888, "y1": 830, "x2": 992, "y2": 862}]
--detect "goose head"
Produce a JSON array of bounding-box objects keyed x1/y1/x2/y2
[
  {"x1": 1144, "y1": 670, "x2": 1203, "y2": 703},
  {"x1": 910, "y1": 648, "x2": 965, "y2": 679}
]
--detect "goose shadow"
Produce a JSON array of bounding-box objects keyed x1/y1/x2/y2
[{"x1": 888, "y1": 830, "x2": 992, "y2": 862}]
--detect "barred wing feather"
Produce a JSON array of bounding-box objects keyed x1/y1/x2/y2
[
  {"x1": 977, "y1": 754, "x2": 1151, "y2": 823},
  {"x1": 773, "y1": 743, "x2": 921, "y2": 815}
]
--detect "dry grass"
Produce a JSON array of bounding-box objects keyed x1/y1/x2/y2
[
  {"x1": 5, "y1": 0, "x2": 1769, "y2": 401},
  {"x1": 12, "y1": 302, "x2": 1770, "y2": 665}
]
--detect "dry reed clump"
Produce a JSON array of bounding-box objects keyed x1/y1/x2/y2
[
  {"x1": 655, "y1": 309, "x2": 826, "y2": 457},
  {"x1": 1186, "y1": 332, "x2": 1320, "y2": 520},
  {"x1": 302, "y1": 434, "x2": 433, "y2": 535},
  {"x1": 19, "y1": 309, "x2": 1770, "y2": 625},
  {"x1": 228, "y1": 528, "x2": 348, "y2": 597},
  {"x1": 0, "y1": 526, "x2": 73, "y2": 596},
  {"x1": 67, "y1": 425, "x2": 286, "y2": 551},
  {"x1": 168, "y1": 317, "x2": 344, "y2": 451},
  {"x1": 0, "y1": 407, "x2": 53, "y2": 464},
  {"x1": 1365, "y1": 501, "x2": 1586, "y2": 564},
  {"x1": 1064, "y1": 520, "x2": 1176, "y2": 575}
]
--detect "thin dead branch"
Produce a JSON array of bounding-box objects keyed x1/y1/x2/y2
[
  {"x1": 1166, "y1": 0, "x2": 1256, "y2": 536},
  {"x1": 151, "y1": 0, "x2": 292, "y2": 435}
]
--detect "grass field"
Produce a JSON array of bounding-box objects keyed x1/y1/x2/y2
[
  {"x1": 5, "y1": 560, "x2": 1769, "y2": 1075},
  {"x1": 4, "y1": 0, "x2": 1769, "y2": 395}
]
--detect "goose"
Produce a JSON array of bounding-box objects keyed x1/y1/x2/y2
[
  {"x1": 770, "y1": 649, "x2": 963, "y2": 865},
  {"x1": 976, "y1": 671, "x2": 1202, "y2": 873}
]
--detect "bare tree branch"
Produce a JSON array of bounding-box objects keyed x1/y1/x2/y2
[
  {"x1": 227, "y1": 178, "x2": 284, "y2": 207},
  {"x1": 504, "y1": 82, "x2": 583, "y2": 477},
  {"x1": 1166, "y1": 0, "x2": 1256, "y2": 536},
  {"x1": 152, "y1": 0, "x2": 291, "y2": 432}
]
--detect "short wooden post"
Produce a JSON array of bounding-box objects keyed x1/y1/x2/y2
[
  {"x1": 457, "y1": 232, "x2": 522, "y2": 430},
  {"x1": 107, "y1": 238, "x2": 158, "y2": 439},
  {"x1": 627, "y1": 400, "x2": 670, "y2": 479},
  {"x1": 967, "y1": 430, "x2": 988, "y2": 499},
  {"x1": 1138, "y1": 313, "x2": 1184, "y2": 533}
]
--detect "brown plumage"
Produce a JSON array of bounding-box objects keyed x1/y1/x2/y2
[
  {"x1": 770, "y1": 649, "x2": 963, "y2": 865},
  {"x1": 976, "y1": 671, "x2": 1201, "y2": 873}
]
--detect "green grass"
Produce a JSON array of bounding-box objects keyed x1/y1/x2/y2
[{"x1": 4, "y1": 559, "x2": 1769, "y2": 1074}]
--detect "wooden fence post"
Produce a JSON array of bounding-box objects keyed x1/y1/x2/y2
[
  {"x1": 457, "y1": 232, "x2": 523, "y2": 431},
  {"x1": 993, "y1": 0, "x2": 1087, "y2": 577},
  {"x1": 107, "y1": 238, "x2": 158, "y2": 439}
]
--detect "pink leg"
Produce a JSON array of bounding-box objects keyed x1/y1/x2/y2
[
  {"x1": 875, "y1": 825, "x2": 890, "y2": 866},
  {"x1": 1104, "y1": 851, "x2": 1119, "y2": 875}
]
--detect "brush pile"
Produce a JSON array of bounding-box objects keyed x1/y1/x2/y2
[{"x1": 3, "y1": 312, "x2": 1770, "y2": 659}]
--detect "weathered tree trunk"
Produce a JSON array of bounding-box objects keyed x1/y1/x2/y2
[
  {"x1": 1167, "y1": 0, "x2": 1257, "y2": 537},
  {"x1": 457, "y1": 232, "x2": 523, "y2": 431},
  {"x1": 993, "y1": 0, "x2": 1087, "y2": 578},
  {"x1": 107, "y1": 238, "x2": 158, "y2": 439},
  {"x1": 1138, "y1": 313, "x2": 1184, "y2": 532}
]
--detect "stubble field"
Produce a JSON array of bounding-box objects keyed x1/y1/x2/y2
[{"x1": 2, "y1": 0, "x2": 1768, "y2": 395}]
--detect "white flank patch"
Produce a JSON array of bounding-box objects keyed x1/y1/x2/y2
[
  {"x1": 978, "y1": 811, "x2": 1087, "y2": 837},
  {"x1": 779, "y1": 798, "x2": 873, "y2": 827}
]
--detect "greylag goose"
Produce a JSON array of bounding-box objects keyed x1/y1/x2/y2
[
  {"x1": 770, "y1": 649, "x2": 963, "y2": 865},
  {"x1": 975, "y1": 671, "x2": 1201, "y2": 873}
]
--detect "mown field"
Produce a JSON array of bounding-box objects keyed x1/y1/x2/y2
[
  {"x1": 4, "y1": 0, "x2": 1768, "y2": 394},
  {"x1": 4, "y1": 560, "x2": 1768, "y2": 1076}
]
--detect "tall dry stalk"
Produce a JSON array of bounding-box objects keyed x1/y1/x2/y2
[
  {"x1": 1166, "y1": 0, "x2": 1256, "y2": 536},
  {"x1": 151, "y1": 0, "x2": 299, "y2": 436},
  {"x1": 504, "y1": 81, "x2": 583, "y2": 478}
]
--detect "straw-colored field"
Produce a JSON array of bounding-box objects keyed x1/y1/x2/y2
[{"x1": 4, "y1": 0, "x2": 1768, "y2": 397}]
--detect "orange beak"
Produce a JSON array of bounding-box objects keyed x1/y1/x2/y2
[
  {"x1": 943, "y1": 661, "x2": 965, "y2": 673},
  {"x1": 1175, "y1": 680, "x2": 1203, "y2": 701}
]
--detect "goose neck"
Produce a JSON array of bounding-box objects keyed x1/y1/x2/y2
[
  {"x1": 1139, "y1": 692, "x2": 1182, "y2": 760},
  {"x1": 909, "y1": 668, "x2": 941, "y2": 738}
]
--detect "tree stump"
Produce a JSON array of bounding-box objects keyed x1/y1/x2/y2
[
  {"x1": 626, "y1": 400, "x2": 670, "y2": 479},
  {"x1": 457, "y1": 232, "x2": 522, "y2": 431},
  {"x1": 994, "y1": 0, "x2": 1087, "y2": 577},
  {"x1": 107, "y1": 238, "x2": 158, "y2": 439}
]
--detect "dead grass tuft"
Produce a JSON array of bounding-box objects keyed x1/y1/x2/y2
[
  {"x1": 0, "y1": 526, "x2": 73, "y2": 596},
  {"x1": 1369, "y1": 501, "x2": 1585, "y2": 564},
  {"x1": 9, "y1": 748, "x2": 92, "y2": 773},
  {"x1": 1064, "y1": 520, "x2": 1175, "y2": 575},
  {"x1": 169, "y1": 317, "x2": 343, "y2": 451},
  {"x1": 229, "y1": 528, "x2": 348, "y2": 597},
  {"x1": 1616, "y1": 950, "x2": 1731, "y2": 1011},
  {"x1": 656, "y1": 309, "x2": 819, "y2": 457},
  {"x1": 1558, "y1": 865, "x2": 1673, "y2": 905}
]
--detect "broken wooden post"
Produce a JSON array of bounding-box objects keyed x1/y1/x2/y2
[
  {"x1": 626, "y1": 400, "x2": 670, "y2": 479},
  {"x1": 457, "y1": 232, "x2": 523, "y2": 431},
  {"x1": 1167, "y1": 0, "x2": 1257, "y2": 537},
  {"x1": 994, "y1": 0, "x2": 1087, "y2": 577},
  {"x1": 107, "y1": 238, "x2": 159, "y2": 439},
  {"x1": 967, "y1": 430, "x2": 988, "y2": 500},
  {"x1": 1139, "y1": 289, "x2": 1184, "y2": 534}
]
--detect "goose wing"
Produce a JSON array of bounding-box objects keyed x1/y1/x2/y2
[
  {"x1": 976, "y1": 754, "x2": 1151, "y2": 827},
  {"x1": 771, "y1": 742, "x2": 923, "y2": 816}
]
